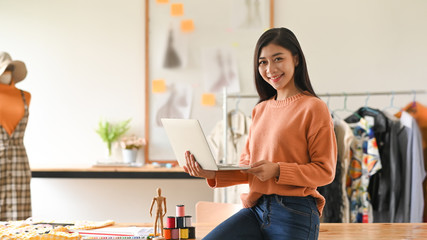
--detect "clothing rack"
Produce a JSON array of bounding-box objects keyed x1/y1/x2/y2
[{"x1": 221, "y1": 88, "x2": 426, "y2": 164}]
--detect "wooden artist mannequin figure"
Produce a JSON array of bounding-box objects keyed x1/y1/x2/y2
[
  {"x1": 150, "y1": 188, "x2": 167, "y2": 236},
  {"x1": 0, "y1": 52, "x2": 32, "y2": 220}
]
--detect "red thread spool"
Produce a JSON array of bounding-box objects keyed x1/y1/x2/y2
[
  {"x1": 163, "y1": 228, "x2": 172, "y2": 239},
  {"x1": 166, "y1": 216, "x2": 176, "y2": 228},
  {"x1": 176, "y1": 204, "x2": 185, "y2": 217}
]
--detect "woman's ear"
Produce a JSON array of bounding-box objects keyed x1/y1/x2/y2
[{"x1": 293, "y1": 55, "x2": 299, "y2": 67}]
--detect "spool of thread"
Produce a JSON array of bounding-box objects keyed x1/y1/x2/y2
[
  {"x1": 176, "y1": 204, "x2": 185, "y2": 217},
  {"x1": 184, "y1": 216, "x2": 192, "y2": 227},
  {"x1": 166, "y1": 216, "x2": 176, "y2": 228},
  {"x1": 163, "y1": 228, "x2": 172, "y2": 240},
  {"x1": 179, "y1": 228, "x2": 189, "y2": 239},
  {"x1": 188, "y1": 226, "x2": 196, "y2": 240},
  {"x1": 171, "y1": 228, "x2": 179, "y2": 240},
  {"x1": 176, "y1": 216, "x2": 185, "y2": 228}
]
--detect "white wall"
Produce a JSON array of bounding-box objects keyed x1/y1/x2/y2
[
  {"x1": 275, "y1": 0, "x2": 427, "y2": 113},
  {"x1": 0, "y1": 0, "x2": 426, "y2": 222},
  {"x1": 31, "y1": 178, "x2": 212, "y2": 223},
  {"x1": 0, "y1": 0, "x2": 146, "y2": 167}
]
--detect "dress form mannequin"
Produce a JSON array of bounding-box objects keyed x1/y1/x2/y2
[
  {"x1": 0, "y1": 52, "x2": 32, "y2": 220},
  {"x1": 0, "y1": 70, "x2": 12, "y2": 84}
]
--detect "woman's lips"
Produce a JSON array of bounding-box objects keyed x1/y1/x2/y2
[{"x1": 270, "y1": 74, "x2": 283, "y2": 83}]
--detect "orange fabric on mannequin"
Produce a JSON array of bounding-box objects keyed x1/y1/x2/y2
[{"x1": 0, "y1": 81, "x2": 31, "y2": 136}]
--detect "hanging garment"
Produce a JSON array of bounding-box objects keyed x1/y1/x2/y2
[
  {"x1": 334, "y1": 118, "x2": 354, "y2": 223},
  {"x1": 208, "y1": 110, "x2": 251, "y2": 203},
  {"x1": 208, "y1": 110, "x2": 251, "y2": 166},
  {"x1": 0, "y1": 90, "x2": 31, "y2": 220},
  {"x1": 397, "y1": 102, "x2": 427, "y2": 222},
  {"x1": 344, "y1": 116, "x2": 382, "y2": 223},
  {"x1": 382, "y1": 111, "x2": 409, "y2": 223},
  {"x1": 400, "y1": 111, "x2": 426, "y2": 222},
  {"x1": 319, "y1": 117, "x2": 354, "y2": 223},
  {"x1": 346, "y1": 107, "x2": 407, "y2": 223}
]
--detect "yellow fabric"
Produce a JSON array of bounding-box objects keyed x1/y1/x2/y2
[
  {"x1": 0, "y1": 220, "x2": 115, "y2": 240},
  {"x1": 0, "y1": 222, "x2": 80, "y2": 240}
]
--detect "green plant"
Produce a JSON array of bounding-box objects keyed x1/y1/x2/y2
[{"x1": 96, "y1": 118, "x2": 131, "y2": 156}]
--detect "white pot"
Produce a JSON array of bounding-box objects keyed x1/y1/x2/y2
[{"x1": 122, "y1": 149, "x2": 138, "y2": 164}]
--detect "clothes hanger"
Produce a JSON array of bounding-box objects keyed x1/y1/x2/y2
[
  {"x1": 325, "y1": 93, "x2": 331, "y2": 113},
  {"x1": 411, "y1": 90, "x2": 417, "y2": 108},
  {"x1": 234, "y1": 95, "x2": 241, "y2": 113},
  {"x1": 229, "y1": 94, "x2": 241, "y2": 115},
  {"x1": 332, "y1": 93, "x2": 361, "y2": 119},
  {"x1": 382, "y1": 91, "x2": 401, "y2": 114},
  {"x1": 364, "y1": 92, "x2": 370, "y2": 107},
  {"x1": 359, "y1": 92, "x2": 379, "y2": 115},
  {"x1": 401, "y1": 90, "x2": 419, "y2": 114}
]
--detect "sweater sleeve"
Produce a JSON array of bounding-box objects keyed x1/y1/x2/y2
[
  {"x1": 276, "y1": 121, "x2": 337, "y2": 188},
  {"x1": 207, "y1": 170, "x2": 249, "y2": 188}
]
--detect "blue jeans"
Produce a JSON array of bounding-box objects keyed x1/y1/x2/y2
[{"x1": 203, "y1": 195, "x2": 320, "y2": 240}]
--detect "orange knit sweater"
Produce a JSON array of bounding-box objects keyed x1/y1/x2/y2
[{"x1": 207, "y1": 92, "x2": 337, "y2": 215}]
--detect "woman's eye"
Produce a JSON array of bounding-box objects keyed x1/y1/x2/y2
[
  {"x1": 258, "y1": 61, "x2": 266, "y2": 65},
  {"x1": 274, "y1": 57, "x2": 283, "y2": 62}
]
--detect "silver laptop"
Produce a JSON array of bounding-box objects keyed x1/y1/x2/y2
[{"x1": 161, "y1": 118, "x2": 250, "y2": 171}]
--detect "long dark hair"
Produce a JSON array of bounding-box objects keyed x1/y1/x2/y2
[{"x1": 253, "y1": 27, "x2": 317, "y2": 103}]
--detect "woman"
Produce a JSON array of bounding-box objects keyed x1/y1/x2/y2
[{"x1": 184, "y1": 28, "x2": 337, "y2": 240}]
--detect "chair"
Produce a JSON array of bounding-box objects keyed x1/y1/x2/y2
[{"x1": 195, "y1": 201, "x2": 242, "y2": 223}]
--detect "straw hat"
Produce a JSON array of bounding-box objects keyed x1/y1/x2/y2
[{"x1": 0, "y1": 52, "x2": 27, "y2": 83}]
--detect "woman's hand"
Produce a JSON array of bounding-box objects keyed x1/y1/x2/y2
[
  {"x1": 183, "y1": 151, "x2": 216, "y2": 179},
  {"x1": 244, "y1": 160, "x2": 279, "y2": 182}
]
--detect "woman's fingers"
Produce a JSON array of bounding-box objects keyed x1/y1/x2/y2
[
  {"x1": 183, "y1": 151, "x2": 215, "y2": 179},
  {"x1": 184, "y1": 151, "x2": 200, "y2": 177},
  {"x1": 190, "y1": 153, "x2": 198, "y2": 169}
]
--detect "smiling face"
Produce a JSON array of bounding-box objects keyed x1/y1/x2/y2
[{"x1": 258, "y1": 43, "x2": 300, "y2": 100}]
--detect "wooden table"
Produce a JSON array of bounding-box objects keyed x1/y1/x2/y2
[
  {"x1": 31, "y1": 165, "x2": 199, "y2": 179},
  {"x1": 116, "y1": 222, "x2": 427, "y2": 239},
  {"x1": 318, "y1": 223, "x2": 427, "y2": 239}
]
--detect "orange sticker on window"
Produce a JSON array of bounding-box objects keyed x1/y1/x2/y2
[
  {"x1": 181, "y1": 19, "x2": 194, "y2": 33},
  {"x1": 171, "y1": 3, "x2": 184, "y2": 16},
  {"x1": 152, "y1": 79, "x2": 166, "y2": 93},
  {"x1": 201, "y1": 93, "x2": 215, "y2": 106}
]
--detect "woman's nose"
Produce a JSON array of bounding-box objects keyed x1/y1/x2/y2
[{"x1": 266, "y1": 63, "x2": 276, "y2": 75}]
